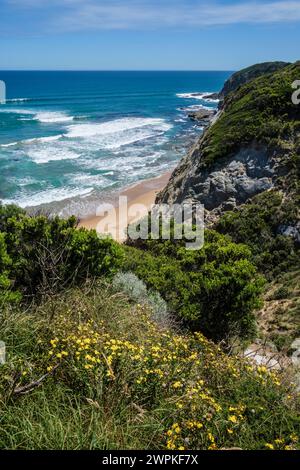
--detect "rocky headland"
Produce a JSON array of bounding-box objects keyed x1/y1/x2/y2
[{"x1": 157, "y1": 61, "x2": 300, "y2": 231}]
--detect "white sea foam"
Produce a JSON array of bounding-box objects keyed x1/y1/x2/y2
[
  {"x1": 64, "y1": 117, "x2": 172, "y2": 150},
  {"x1": 176, "y1": 92, "x2": 209, "y2": 100},
  {"x1": 0, "y1": 134, "x2": 63, "y2": 148},
  {"x1": 27, "y1": 146, "x2": 80, "y2": 164},
  {"x1": 7, "y1": 98, "x2": 30, "y2": 103},
  {"x1": 186, "y1": 104, "x2": 213, "y2": 111},
  {"x1": 1, "y1": 116, "x2": 171, "y2": 154},
  {"x1": 65, "y1": 117, "x2": 171, "y2": 138},
  {"x1": 0, "y1": 115, "x2": 171, "y2": 163},
  {"x1": 0, "y1": 142, "x2": 18, "y2": 148},
  {"x1": 8, "y1": 176, "x2": 38, "y2": 187},
  {"x1": 1, "y1": 115, "x2": 174, "y2": 209},
  {"x1": 82, "y1": 150, "x2": 165, "y2": 174},
  {"x1": 175, "y1": 118, "x2": 187, "y2": 123},
  {"x1": 2, "y1": 187, "x2": 93, "y2": 208},
  {"x1": 1, "y1": 134, "x2": 81, "y2": 163},
  {"x1": 176, "y1": 92, "x2": 219, "y2": 103},
  {"x1": 35, "y1": 112, "x2": 74, "y2": 123},
  {"x1": 0, "y1": 108, "x2": 35, "y2": 115},
  {"x1": 0, "y1": 107, "x2": 74, "y2": 123},
  {"x1": 70, "y1": 173, "x2": 116, "y2": 187}
]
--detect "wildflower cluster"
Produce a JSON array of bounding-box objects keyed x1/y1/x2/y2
[
  {"x1": 40, "y1": 311, "x2": 300, "y2": 451},
  {"x1": 265, "y1": 433, "x2": 299, "y2": 450}
]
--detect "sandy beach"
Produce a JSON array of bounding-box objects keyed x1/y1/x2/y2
[{"x1": 79, "y1": 170, "x2": 173, "y2": 241}]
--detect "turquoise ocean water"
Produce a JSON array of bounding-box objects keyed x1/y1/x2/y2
[{"x1": 0, "y1": 71, "x2": 231, "y2": 217}]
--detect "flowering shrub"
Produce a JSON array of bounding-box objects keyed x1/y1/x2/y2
[
  {"x1": 0, "y1": 283, "x2": 299, "y2": 450},
  {"x1": 38, "y1": 310, "x2": 300, "y2": 450},
  {"x1": 0, "y1": 282, "x2": 296, "y2": 451}
]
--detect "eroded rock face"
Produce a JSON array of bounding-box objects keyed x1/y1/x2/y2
[
  {"x1": 157, "y1": 147, "x2": 275, "y2": 212},
  {"x1": 187, "y1": 108, "x2": 216, "y2": 127}
]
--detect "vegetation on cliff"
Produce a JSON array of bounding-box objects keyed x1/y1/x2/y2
[
  {"x1": 216, "y1": 190, "x2": 299, "y2": 278},
  {"x1": 0, "y1": 204, "x2": 123, "y2": 299},
  {"x1": 0, "y1": 202, "x2": 299, "y2": 449},
  {"x1": 201, "y1": 62, "x2": 300, "y2": 168},
  {"x1": 219, "y1": 61, "x2": 289, "y2": 98}
]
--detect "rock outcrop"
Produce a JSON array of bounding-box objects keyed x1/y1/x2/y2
[
  {"x1": 159, "y1": 146, "x2": 275, "y2": 212},
  {"x1": 187, "y1": 108, "x2": 216, "y2": 127}
]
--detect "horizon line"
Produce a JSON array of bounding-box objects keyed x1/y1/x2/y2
[{"x1": 0, "y1": 69, "x2": 235, "y2": 73}]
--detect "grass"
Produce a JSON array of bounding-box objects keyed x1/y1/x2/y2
[{"x1": 0, "y1": 281, "x2": 299, "y2": 450}]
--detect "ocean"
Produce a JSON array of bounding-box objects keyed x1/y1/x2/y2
[{"x1": 0, "y1": 71, "x2": 231, "y2": 217}]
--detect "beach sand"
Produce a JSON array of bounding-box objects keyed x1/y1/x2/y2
[{"x1": 78, "y1": 170, "x2": 172, "y2": 242}]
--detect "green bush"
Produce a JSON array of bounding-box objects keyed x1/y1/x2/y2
[
  {"x1": 272, "y1": 286, "x2": 290, "y2": 301},
  {"x1": 124, "y1": 230, "x2": 264, "y2": 341},
  {"x1": 0, "y1": 204, "x2": 124, "y2": 298},
  {"x1": 0, "y1": 233, "x2": 20, "y2": 305},
  {"x1": 112, "y1": 271, "x2": 171, "y2": 326},
  {"x1": 216, "y1": 191, "x2": 299, "y2": 278}
]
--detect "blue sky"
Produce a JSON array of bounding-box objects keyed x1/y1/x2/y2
[{"x1": 1, "y1": 0, "x2": 300, "y2": 70}]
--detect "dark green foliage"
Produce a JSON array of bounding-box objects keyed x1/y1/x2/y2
[
  {"x1": 216, "y1": 191, "x2": 299, "y2": 278},
  {"x1": 0, "y1": 204, "x2": 124, "y2": 299},
  {"x1": 0, "y1": 232, "x2": 20, "y2": 305},
  {"x1": 200, "y1": 62, "x2": 300, "y2": 167},
  {"x1": 0, "y1": 203, "x2": 25, "y2": 232},
  {"x1": 220, "y1": 61, "x2": 289, "y2": 97},
  {"x1": 124, "y1": 230, "x2": 264, "y2": 341},
  {"x1": 272, "y1": 286, "x2": 290, "y2": 301}
]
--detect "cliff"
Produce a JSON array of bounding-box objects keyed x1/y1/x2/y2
[
  {"x1": 219, "y1": 61, "x2": 289, "y2": 98},
  {"x1": 157, "y1": 61, "x2": 300, "y2": 226}
]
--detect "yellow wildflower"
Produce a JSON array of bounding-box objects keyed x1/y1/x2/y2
[
  {"x1": 265, "y1": 443, "x2": 274, "y2": 450},
  {"x1": 228, "y1": 415, "x2": 238, "y2": 424}
]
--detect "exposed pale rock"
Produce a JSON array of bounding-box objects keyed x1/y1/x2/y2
[{"x1": 157, "y1": 147, "x2": 275, "y2": 211}]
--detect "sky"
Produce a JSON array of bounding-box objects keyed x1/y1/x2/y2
[{"x1": 0, "y1": 0, "x2": 300, "y2": 70}]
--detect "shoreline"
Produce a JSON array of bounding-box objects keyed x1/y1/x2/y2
[{"x1": 78, "y1": 170, "x2": 173, "y2": 241}]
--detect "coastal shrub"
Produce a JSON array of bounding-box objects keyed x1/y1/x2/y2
[
  {"x1": 216, "y1": 190, "x2": 299, "y2": 277},
  {"x1": 124, "y1": 230, "x2": 264, "y2": 341},
  {"x1": 112, "y1": 271, "x2": 171, "y2": 327},
  {"x1": 147, "y1": 291, "x2": 171, "y2": 327},
  {"x1": 0, "y1": 284, "x2": 299, "y2": 450},
  {"x1": 0, "y1": 233, "x2": 20, "y2": 305},
  {"x1": 0, "y1": 205, "x2": 124, "y2": 298},
  {"x1": 272, "y1": 286, "x2": 290, "y2": 301},
  {"x1": 113, "y1": 271, "x2": 148, "y2": 302}
]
